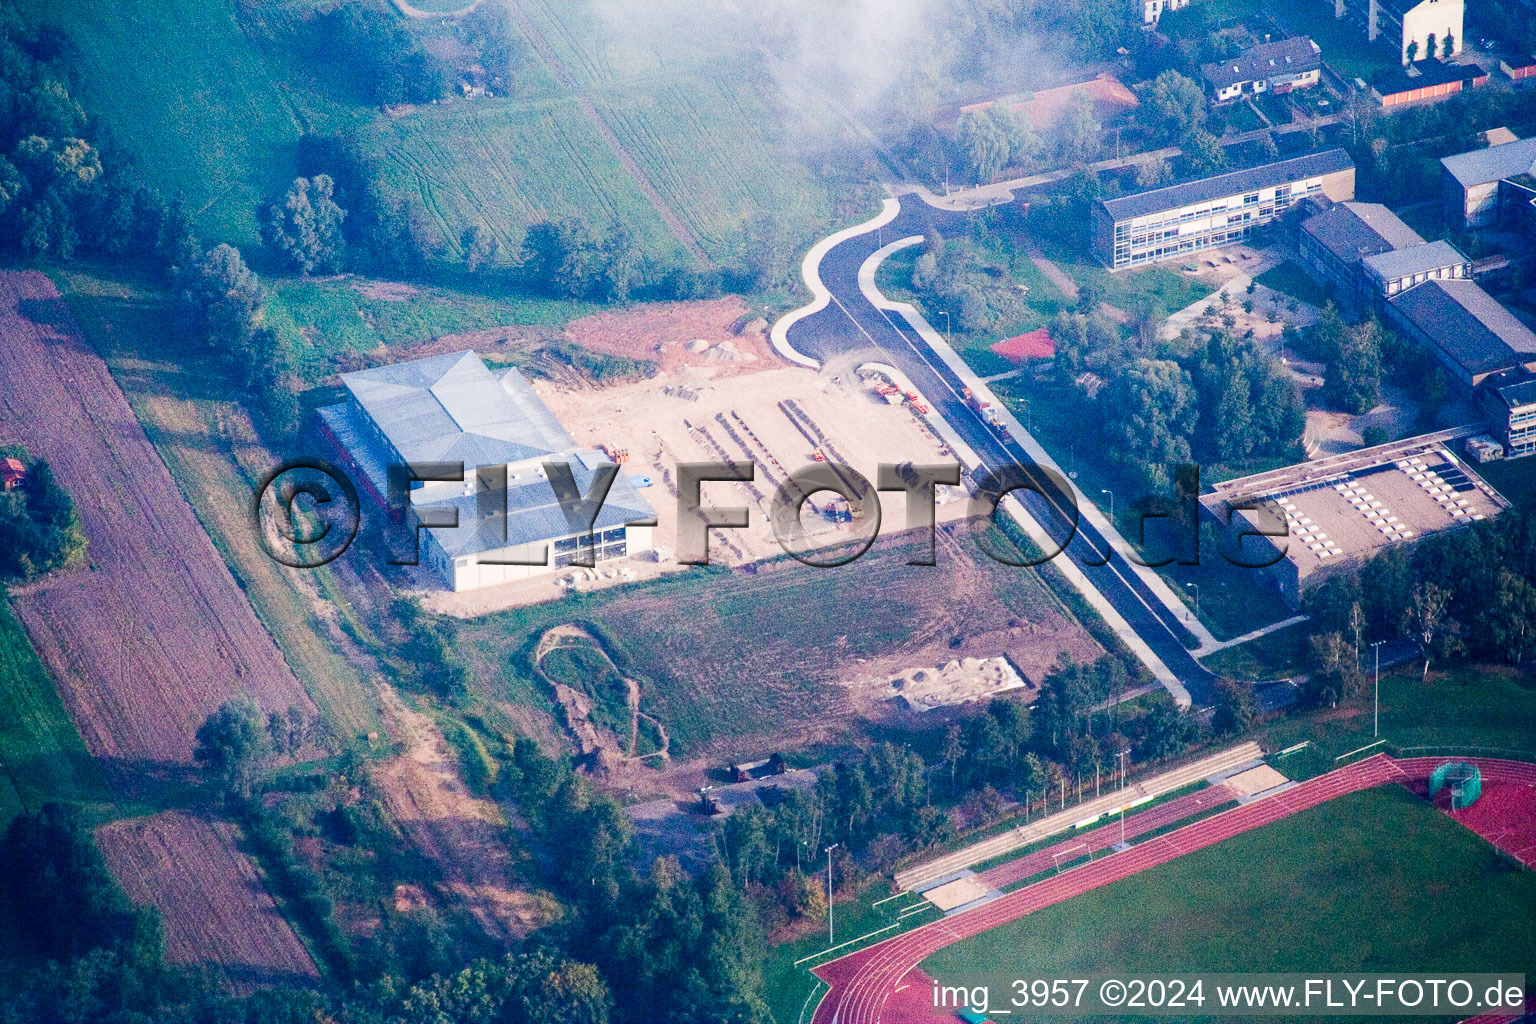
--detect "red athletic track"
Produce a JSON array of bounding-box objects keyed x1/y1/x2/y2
[
  {"x1": 811, "y1": 755, "x2": 1536, "y2": 1024},
  {"x1": 973, "y1": 782, "x2": 1237, "y2": 890}
]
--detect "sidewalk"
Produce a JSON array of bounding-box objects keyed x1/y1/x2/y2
[
  {"x1": 858, "y1": 235, "x2": 1220, "y2": 658},
  {"x1": 857, "y1": 237, "x2": 1198, "y2": 699}
]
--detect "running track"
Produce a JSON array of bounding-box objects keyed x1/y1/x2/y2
[
  {"x1": 812, "y1": 756, "x2": 1536, "y2": 1024},
  {"x1": 973, "y1": 782, "x2": 1238, "y2": 891}
]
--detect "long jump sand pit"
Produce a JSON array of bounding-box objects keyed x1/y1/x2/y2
[
  {"x1": 1224, "y1": 763, "x2": 1289, "y2": 797},
  {"x1": 922, "y1": 876, "x2": 991, "y2": 911}
]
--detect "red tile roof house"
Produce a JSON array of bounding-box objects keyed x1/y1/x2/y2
[
  {"x1": 0, "y1": 457, "x2": 24, "y2": 490},
  {"x1": 990, "y1": 328, "x2": 1056, "y2": 363}
]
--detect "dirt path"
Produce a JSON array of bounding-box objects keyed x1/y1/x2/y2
[
  {"x1": 1023, "y1": 239, "x2": 1081, "y2": 301},
  {"x1": 373, "y1": 689, "x2": 545, "y2": 944},
  {"x1": 508, "y1": 2, "x2": 712, "y2": 265},
  {"x1": 533, "y1": 624, "x2": 669, "y2": 765}
]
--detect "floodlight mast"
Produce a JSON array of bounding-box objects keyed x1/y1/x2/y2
[{"x1": 825, "y1": 843, "x2": 839, "y2": 944}]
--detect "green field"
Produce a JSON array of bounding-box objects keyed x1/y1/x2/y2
[
  {"x1": 462, "y1": 527, "x2": 1072, "y2": 756},
  {"x1": 1255, "y1": 260, "x2": 1333, "y2": 309},
  {"x1": 24, "y1": 0, "x2": 362, "y2": 249},
  {"x1": 262, "y1": 277, "x2": 597, "y2": 380},
  {"x1": 922, "y1": 786, "x2": 1536, "y2": 1012},
  {"x1": 29, "y1": 0, "x2": 841, "y2": 266},
  {"x1": 1476, "y1": 456, "x2": 1536, "y2": 509},
  {"x1": 360, "y1": 97, "x2": 685, "y2": 261},
  {"x1": 0, "y1": 594, "x2": 109, "y2": 826}
]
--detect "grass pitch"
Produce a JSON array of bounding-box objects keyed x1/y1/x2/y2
[{"x1": 922, "y1": 786, "x2": 1536, "y2": 995}]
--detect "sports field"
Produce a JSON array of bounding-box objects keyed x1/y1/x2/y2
[
  {"x1": 810, "y1": 757, "x2": 1536, "y2": 1024},
  {"x1": 923, "y1": 786, "x2": 1536, "y2": 984}
]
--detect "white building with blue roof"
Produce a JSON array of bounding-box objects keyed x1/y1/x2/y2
[{"x1": 319, "y1": 350, "x2": 656, "y2": 591}]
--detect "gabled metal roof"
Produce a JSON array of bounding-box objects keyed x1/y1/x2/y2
[
  {"x1": 1201, "y1": 36, "x2": 1320, "y2": 91},
  {"x1": 1301, "y1": 201, "x2": 1424, "y2": 265},
  {"x1": 1441, "y1": 136, "x2": 1536, "y2": 189},
  {"x1": 341, "y1": 351, "x2": 576, "y2": 469},
  {"x1": 1389, "y1": 279, "x2": 1536, "y2": 377},
  {"x1": 329, "y1": 350, "x2": 657, "y2": 558},
  {"x1": 425, "y1": 456, "x2": 657, "y2": 557}
]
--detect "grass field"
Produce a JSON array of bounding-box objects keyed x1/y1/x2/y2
[
  {"x1": 1279, "y1": 2, "x2": 1401, "y2": 83},
  {"x1": 24, "y1": 0, "x2": 361, "y2": 249},
  {"x1": 1255, "y1": 260, "x2": 1333, "y2": 309},
  {"x1": 1201, "y1": 619, "x2": 1311, "y2": 679},
  {"x1": 28, "y1": 0, "x2": 842, "y2": 267},
  {"x1": 461, "y1": 527, "x2": 1075, "y2": 756},
  {"x1": 262, "y1": 277, "x2": 597, "y2": 381},
  {"x1": 922, "y1": 786, "x2": 1536, "y2": 1005},
  {"x1": 1476, "y1": 456, "x2": 1536, "y2": 509},
  {"x1": 1256, "y1": 662, "x2": 1536, "y2": 782},
  {"x1": 0, "y1": 593, "x2": 109, "y2": 827},
  {"x1": 55, "y1": 270, "x2": 382, "y2": 744},
  {"x1": 361, "y1": 97, "x2": 685, "y2": 261}
]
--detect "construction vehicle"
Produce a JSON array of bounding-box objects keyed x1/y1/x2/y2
[{"x1": 962, "y1": 387, "x2": 1000, "y2": 426}]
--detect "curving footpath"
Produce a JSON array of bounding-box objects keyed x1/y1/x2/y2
[{"x1": 811, "y1": 756, "x2": 1536, "y2": 1024}]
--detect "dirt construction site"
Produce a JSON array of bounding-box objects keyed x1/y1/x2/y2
[{"x1": 427, "y1": 308, "x2": 971, "y2": 619}]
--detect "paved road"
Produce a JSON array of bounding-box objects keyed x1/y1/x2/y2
[{"x1": 783, "y1": 199, "x2": 1220, "y2": 704}]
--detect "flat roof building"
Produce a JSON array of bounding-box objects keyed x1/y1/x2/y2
[
  {"x1": 1201, "y1": 37, "x2": 1320, "y2": 103},
  {"x1": 1441, "y1": 134, "x2": 1536, "y2": 230},
  {"x1": 1478, "y1": 369, "x2": 1536, "y2": 459},
  {"x1": 319, "y1": 350, "x2": 656, "y2": 592},
  {"x1": 1370, "y1": 58, "x2": 1487, "y2": 108},
  {"x1": 1092, "y1": 148, "x2": 1355, "y2": 269},
  {"x1": 1202, "y1": 433, "x2": 1507, "y2": 607},
  {"x1": 1361, "y1": 238, "x2": 1471, "y2": 299}
]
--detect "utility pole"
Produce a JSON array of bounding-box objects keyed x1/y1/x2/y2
[
  {"x1": 1118, "y1": 749, "x2": 1128, "y2": 790},
  {"x1": 1371, "y1": 640, "x2": 1387, "y2": 738},
  {"x1": 939, "y1": 310, "x2": 951, "y2": 348},
  {"x1": 1101, "y1": 488, "x2": 1115, "y2": 527},
  {"x1": 824, "y1": 844, "x2": 838, "y2": 944},
  {"x1": 1185, "y1": 582, "x2": 1201, "y2": 622}
]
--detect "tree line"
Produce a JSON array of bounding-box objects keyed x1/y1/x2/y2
[
  {"x1": 1303, "y1": 503, "x2": 1536, "y2": 705},
  {"x1": 716, "y1": 657, "x2": 1225, "y2": 936},
  {"x1": 1070, "y1": 325, "x2": 1304, "y2": 494}
]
